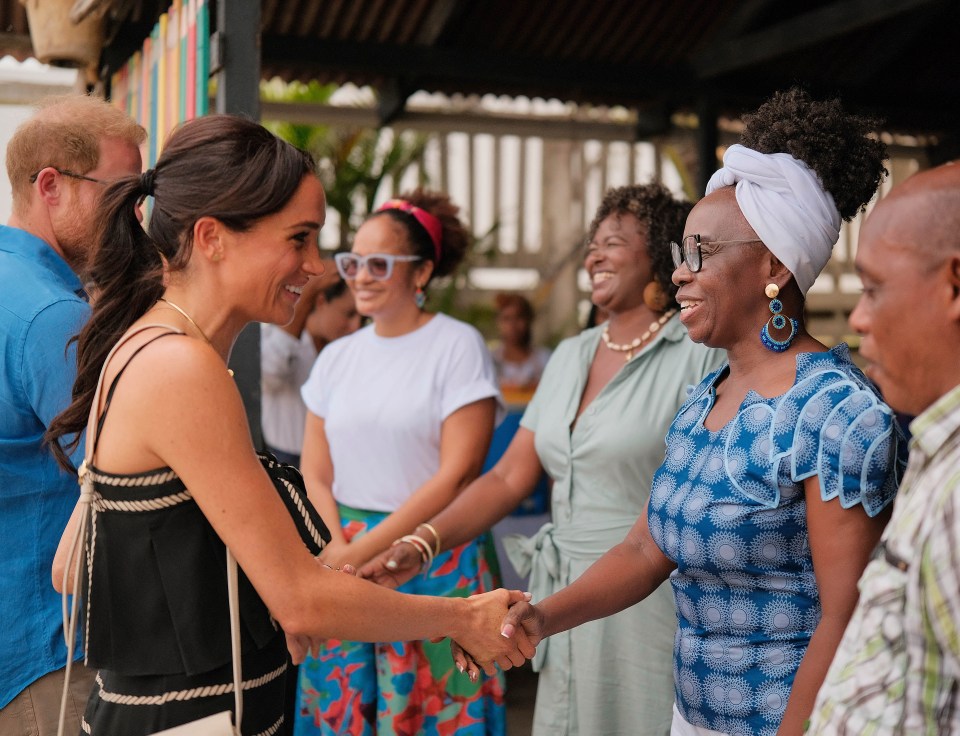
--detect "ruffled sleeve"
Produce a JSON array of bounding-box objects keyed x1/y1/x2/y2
[{"x1": 724, "y1": 349, "x2": 906, "y2": 517}]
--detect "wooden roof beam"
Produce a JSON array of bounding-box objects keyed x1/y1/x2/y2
[
  {"x1": 693, "y1": 0, "x2": 942, "y2": 77},
  {"x1": 261, "y1": 35, "x2": 690, "y2": 103},
  {"x1": 415, "y1": 0, "x2": 467, "y2": 45}
]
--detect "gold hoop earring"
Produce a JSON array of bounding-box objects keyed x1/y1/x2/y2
[{"x1": 643, "y1": 281, "x2": 669, "y2": 312}]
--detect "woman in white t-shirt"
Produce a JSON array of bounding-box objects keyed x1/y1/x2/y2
[{"x1": 295, "y1": 190, "x2": 506, "y2": 735}]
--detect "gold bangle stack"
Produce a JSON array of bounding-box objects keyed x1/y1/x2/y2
[
  {"x1": 417, "y1": 522, "x2": 442, "y2": 557},
  {"x1": 392, "y1": 535, "x2": 433, "y2": 573}
]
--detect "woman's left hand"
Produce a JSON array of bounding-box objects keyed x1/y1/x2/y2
[
  {"x1": 319, "y1": 540, "x2": 362, "y2": 570},
  {"x1": 285, "y1": 632, "x2": 320, "y2": 664},
  {"x1": 450, "y1": 639, "x2": 483, "y2": 683}
]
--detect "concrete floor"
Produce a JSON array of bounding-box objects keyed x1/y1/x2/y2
[{"x1": 504, "y1": 663, "x2": 539, "y2": 735}]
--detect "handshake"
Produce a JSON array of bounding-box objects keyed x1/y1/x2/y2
[{"x1": 358, "y1": 535, "x2": 547, "y2": 680}]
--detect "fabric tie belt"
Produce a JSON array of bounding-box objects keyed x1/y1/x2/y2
[{"x1": 501, "y1": 517, "x2": 634, "y2": 670}]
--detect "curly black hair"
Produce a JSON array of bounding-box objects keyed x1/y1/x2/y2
[
  {"x1": 740, "y1": 87, "x2": 887, "y2": 220},
  {"x1": 587, "y1": 183, "x2": 692, "y2": 308},
  {"x1": 369, "y1": 187, "x2": 469, "y2": 281}
]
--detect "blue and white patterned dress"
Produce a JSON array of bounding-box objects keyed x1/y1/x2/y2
[{"x1": 648, "y1": 345, "x2": 907, "y2": 735}]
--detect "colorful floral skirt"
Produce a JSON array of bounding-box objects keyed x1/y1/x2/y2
[{"x1": 294, "y1": 504, "x2": 507, "y2": 736}]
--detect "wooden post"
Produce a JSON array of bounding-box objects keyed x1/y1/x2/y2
[{"x1": 214, "y1": 0, "x2": 264, "y2": 448}]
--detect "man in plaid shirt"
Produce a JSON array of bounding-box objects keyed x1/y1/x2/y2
[{"x1": 809, "y1": 161, "x2": 960, "y2": 734}]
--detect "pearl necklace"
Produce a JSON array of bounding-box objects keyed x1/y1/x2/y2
[
  {"x1": 157, "y1": 298, "x2": 234, "y2": 377},
  {"x1": 601, "y1": 309, "x2": 677, "y2": 362}
]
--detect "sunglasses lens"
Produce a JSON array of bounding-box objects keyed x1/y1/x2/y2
[
  {"x1": 368, "y1": 257, "x2": 390, "y2": 279},
  {"x1": 336, "y1": 254, "x2": 359, "y2": 278}
]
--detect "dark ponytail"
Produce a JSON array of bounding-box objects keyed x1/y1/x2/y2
[
  {"x1": 46, "y1": 114, "x2": 315, "y2": 470},
  {"x1": 46, "y1": 175, "x2": 164, "y2": 470}
]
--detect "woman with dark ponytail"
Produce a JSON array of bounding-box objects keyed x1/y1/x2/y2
[{"x1": 46, "y1": 116, "x2": 530, "y2": 735}]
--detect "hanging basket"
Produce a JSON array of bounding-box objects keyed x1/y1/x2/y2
[{"x1": 19, "y1": 0, "x2": 107, "y2": 68}]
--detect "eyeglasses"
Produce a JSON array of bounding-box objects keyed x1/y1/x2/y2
[
  {"x1": 334, "y1": 252, "x2": 422, "y2": 281},
  {"x1": 670, "y1": 234, "x2": 762, "y2": 273},
  {"x1": 28, "y1": 167, "x2": 106, "y2": 185}
]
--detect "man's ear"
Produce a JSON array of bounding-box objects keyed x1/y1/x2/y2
[
  {"x1": 33, "y1": 167, "x2": 63, "y2": 206},
  {"x1": 945, "y1": 253, "x2": 960, "y2": 320}
]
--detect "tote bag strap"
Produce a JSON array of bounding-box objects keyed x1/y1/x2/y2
[
  {"x1": 226, "y1": 548, "x2": 243, "y2": 730},
  {"x1": 57, "y1": 324, "x2": 243, "y2": 735}
]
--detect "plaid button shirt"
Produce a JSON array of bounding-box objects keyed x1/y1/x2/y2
[{"x1": 809, "y1": 383, "x2": 960, "y2": 734}]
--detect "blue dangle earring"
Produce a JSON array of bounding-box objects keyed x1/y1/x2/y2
[
  {"x1": 760, "y1": 283, "x2": 798, "y2": 352},
  {"x1": 414, "y1": 285, "x2": 426, "y2": 309}
]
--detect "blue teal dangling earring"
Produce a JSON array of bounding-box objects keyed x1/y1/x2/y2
[
  {"x1": 415, "y1": 285, "x2": 426, "y2": 309},
  {"x1": 760, "y1": 283, "x2": 798, "y2": 352}
]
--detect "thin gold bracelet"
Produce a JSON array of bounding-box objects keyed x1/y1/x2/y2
[{"x1": 418, "y1": 522, "x2": 442, "y2": 557}]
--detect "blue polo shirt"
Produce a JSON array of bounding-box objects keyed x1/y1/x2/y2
[{"x1": 0, "y1": 224, "x2": 89, "y2": 708}]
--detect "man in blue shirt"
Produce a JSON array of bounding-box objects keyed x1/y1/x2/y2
[{"x1": 0, "y1": 95, "x2": 144, "y2": 735}]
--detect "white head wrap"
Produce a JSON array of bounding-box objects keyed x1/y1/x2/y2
[{"x1": 705, "y1": 144, "x2": 841, "y2": 295}]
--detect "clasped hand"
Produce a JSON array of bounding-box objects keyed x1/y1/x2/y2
[
  {"x1": 357, "y1": 538, "x2": 423, "y2": 588},
  {"x1": 449, "y1": 590, "x2": 542, "y2": 680}
]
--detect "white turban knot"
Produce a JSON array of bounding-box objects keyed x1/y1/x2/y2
[{"x1": 705, "y1": 144, "x2": 841, "y2": 295}]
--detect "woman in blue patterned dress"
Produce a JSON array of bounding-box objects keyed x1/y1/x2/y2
[{"x1": 492, "y1": 88, "x2": 908, "y2": 736}]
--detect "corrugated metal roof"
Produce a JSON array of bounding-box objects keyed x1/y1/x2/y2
[{"x1": 2, "y1": 0, "x2": 958, "y2": 139}]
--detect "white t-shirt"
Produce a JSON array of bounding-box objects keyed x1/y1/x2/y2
[
  {"x1": 260, "y1": 324, "x2": 318, "y2": 455},
  {"x1": 301, "y1": 313, "x2": 501, "y2": 512}
]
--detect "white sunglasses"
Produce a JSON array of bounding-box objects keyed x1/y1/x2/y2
[{"x1": 334, "y1": 252, "x2": 422, "y2": 281}]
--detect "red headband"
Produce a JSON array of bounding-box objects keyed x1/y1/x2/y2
[{"x1": 377, "y1": 199, "x2": 443, "y2": 263}]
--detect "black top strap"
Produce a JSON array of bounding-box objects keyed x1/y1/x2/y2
[{"x1": 92, "y1": 331, "x2": 184, "y2": 455}]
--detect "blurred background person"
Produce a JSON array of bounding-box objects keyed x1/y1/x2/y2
[
  {"x1": 487, "y1": 293, "x2": 553, "y2": 589},
  {"x1": 490, "y1": 293, "x2": 551, "y2": 406},
  {"x1": 295, "y1": 190, "x2": 505, "y2": 735},
  {"x1": 260, "y1": 270, "x2": 360, "y2": 467}
]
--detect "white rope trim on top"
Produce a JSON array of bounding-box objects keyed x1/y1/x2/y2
[
  {"x1": 254, "y1": 715, "x2": 284, "y2": 736},
  {"x1": 87, "y1": 468, "x2": 179, "y2": 487},
  {"x1": 276, "y1": 476, "x2": 327, "y2": 551},
  {"x1": 80, "y1": 708, "x2": 283, "y2": 735},
  {"x1": 91, "y1": 490, "x2": 193, "y2": 513},
  {"x1": 94, "y1": 661, "x2": 287, "y2": 706}
]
